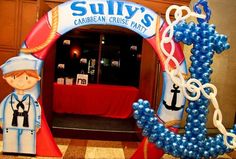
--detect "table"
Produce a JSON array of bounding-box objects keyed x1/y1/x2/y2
[{"x1": 53, "y1": 83, "x2": 139, "y2": 119}]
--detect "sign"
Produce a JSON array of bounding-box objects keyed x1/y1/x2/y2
[
  {"x1": 48, "y1": 0, "x2": 161, "y2": 38},
  {"x1": 76, "y1": 74, "x2": 88, "y2": 86}
]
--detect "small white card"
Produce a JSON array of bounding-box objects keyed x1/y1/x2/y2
[
  {"x1": 65, "y1": 77, "x2": 73, "y2": 85},
  {"x1": 76, "y1": 74, "x2": 88, "y2": 86},
  {"x1": 57, "y1": 78, "x2": 64, "y2": 85}
]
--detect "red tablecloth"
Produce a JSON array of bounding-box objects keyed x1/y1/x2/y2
[{"x1": 53, "y1": 83, "x2": 139, "y2": 118}]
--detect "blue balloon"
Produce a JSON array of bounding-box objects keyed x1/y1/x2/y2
[
  {"x1": 199, "y1": 105, "x2": 207, "y2": 113},
  {"x1": 191, "y1": 72, "x2": 198, "y2": 78},
  {"x1": 148, "y1": 117, "x2": 156, "y2": 125},
  {"x1": 193, "y1": 144, "x2": 198, "y2": 151},
  {"x1": 201, "y1": 45, "x2": 209, "y2": 53},
  {"x1": 186, "y1": 114, "x2": 194, "y2": 122},
  {"x1": 224, "y1": 43, "x2": 230, "y2": 50},
  {"x1": 201, "y1": 30, "x2": 210, "y2": 38},
  {"x1": 136, "y1": 120, "x2": 144, "y2": 128},
  {"x1": 194, "y1": 43, "x2": 202, "y2": 50},
  {"x1": 200, "y1": 22, "x2": 209, "y2": 29},
  {"x1": 203, "y1": 151, "x2": 210, "y2": 158},
  {"x1": 195, "y1": 26, "x2": 201, "y2": 33},
  {"x1": 155, "y1": 140, "x2": 164, "y2": 148},
  {"x1": 138, "y1": 104, "x2": 144, "y2": 110},
  {"x1": 206, "y1": 67, "x2": 213, "y2": 74},
  {"x1": 199, "y1": 55, "x2": 207, "y2": 62},
  {"x1": 202, "y1": 62, "x2": 210, "y2": 69},
  {"x1": 159, "y1": 132, "x2": 166, "y2": 140},
  {"x1": 144, "y1": 107, "x2": 151, "y2": 116},
  {"x1": 196, "y1": 98, "x2": 203, "y2": 105},
  {"x1": 198, "y1": 114, "x2": 207, "y2": 122},
  {"x1": 183, "y1": 149, "x2": 189, "y2": 157},
  {"x1": 195, "y1": 35, "x2": 201, "y2": 43},
  {"x1": 140, "y1": 115, "x2": 147, "y2": 122},
  {"x1": 205, "y1": 141, "x2": 211, "y2": 149},
  {"x1": 174, "y1": 31, "x2": 184, "y2": 42},
  {"x1": 143, "y1": 100, "x2": 150, "y2": 107},
  {"x1": 133, "y1": 110, "x2": 141, "y2": 119},
  {"x1": 183, "y1": 37, "x2": 192, "y2": 45},
  {"x1": 172, "y1": 150, "x2": 180, "y2": 158},
  {"x1": 188, "y1": 21, "x2": 196, "y2": 30},
  {"x1": 197, "y1": 134, "x2": 205, "y2": 141},
  {"x1": 179, "y1": 144, "x2": 185, "y2": 152},
  {"x1": 206, "y1": 52, "x2": 214, "y2": 59},
  {"x1": 188, "y1": 150, "x2": 194, "y2": 158},
  {"x1": 185, "y1": 130, "x2": 192, "y2": 137},
  {"x1": 164, "y1": 137, "x2": 171, "y2": 145},
  {"x1": 190, "y1": 31, "x2": 197, "y2": 40},
  {"x1": 193, "y1": 119, "x2": 200, "y2": 126},
  {"x1": 202, "y1": 72, "x2": 210, "y2": 81},
  {"x1": 151, "y1": 125, "x2": 159, "y2": 133},
  {"x1": 163, "y1": 145, "x2": 172, "y2": 153},
  {"x1": 196, "y1": 67, "x2": 204, "y2": 74},
  {"x1": 189, "y1": 66, "x2": 195, "y2": 73},
  {"x1": 138, "y1": 99, "x2": 144, "y2": 104},
  {"x1": 149, "y1": 133, "x2": 158, "y2": 143},
  {"x1": 142, "y1": 129, "x2": 150, "y2": 137},
  {"x1": 192, "y1": 109, "x2": 199, "y2": 116},
  {"x1": 208, "y1": 27, "x2": 215, "y2": 35},
  {"x1": 209, "y1": 36, "x2": 215, "y2": 43},
  {"x1": 192, "y1": 60, "x2": 200, "y2": 67},
  {"x1": 220, "y1": 35, "x2": 228, "y2": 42},
  {"x1": 187, "y1": 142, "x2": 194, "y2": 149},
  {"x1": 143, "y1": 123, "x2": 152, "y2": 131},
  {"x1": 209, "y1": 24, "x2": 216, "y2": 30}
]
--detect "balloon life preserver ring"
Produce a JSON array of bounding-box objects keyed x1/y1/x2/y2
[
  {"x1": 16, "y1": 0, "x2": 188, "y2": 157},
  {"x1": 19, "y1": 0, "x2": 188, "y2": 128}
]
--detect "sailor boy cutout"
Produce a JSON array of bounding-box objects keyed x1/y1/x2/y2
[{"x1": 0, "y1": 56, "x2": 41, "y2": 155}]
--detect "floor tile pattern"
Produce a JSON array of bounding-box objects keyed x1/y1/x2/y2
[{"x1": 0, "y1": 135, "x2": 234, "y2": 159}]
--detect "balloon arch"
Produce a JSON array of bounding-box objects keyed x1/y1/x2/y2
[{"x1": 18, "y1": 0, "x2": 188, "y2": 157}]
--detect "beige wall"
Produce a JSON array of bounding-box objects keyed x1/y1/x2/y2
[{"x1": 181, "y1": 0, "x2": 236, "y2": 129}]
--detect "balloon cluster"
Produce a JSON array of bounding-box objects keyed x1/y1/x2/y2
[
  {"x1": 174, "y1": 20, "x2": 234, "y2": 157},
  {"x1": 133, "y1": 21, "x2": 236, "y2": 158},
  {"x1": 133, "y1": 99, "x2": 235, "y2": 158}
]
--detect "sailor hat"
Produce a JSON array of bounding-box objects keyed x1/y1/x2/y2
[{"x1": 0, "y1": 56, "x2": 41, "y2": 75}]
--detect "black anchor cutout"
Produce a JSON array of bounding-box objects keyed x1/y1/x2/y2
[{"x1": 163, "y1": 84, "x2": 184, "y2": 111}]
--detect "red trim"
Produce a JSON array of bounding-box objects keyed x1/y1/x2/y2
[
  {"x1": 146, "y1": 22, "x2": 185, "y2": 71},
  {"x1": 36, "y1": 102, "x2": 62, "y2": 157}
]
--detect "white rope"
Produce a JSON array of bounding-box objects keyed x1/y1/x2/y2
[{"x1": 161, "y1": 5, "x2": 236, "y2": 149}]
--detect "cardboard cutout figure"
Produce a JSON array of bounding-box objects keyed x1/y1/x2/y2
[{"x1": 0, "y1": 56, "x2": 41, "y2": 155}]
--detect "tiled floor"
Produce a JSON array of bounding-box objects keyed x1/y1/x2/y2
[
  {"x1": 0, "y1": 137, "x2": 139, "y2": 159},
  {"x1": 0, "y1": 135, "x2": 235, "y2": 159}
]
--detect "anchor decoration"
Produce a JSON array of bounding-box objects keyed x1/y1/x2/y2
[
  {"x1": 163, "y1": 84, "x2": 184, "y2": 111},
  {"x1": 133, "y1": 0, "x2": 236, "y2": 158}
]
